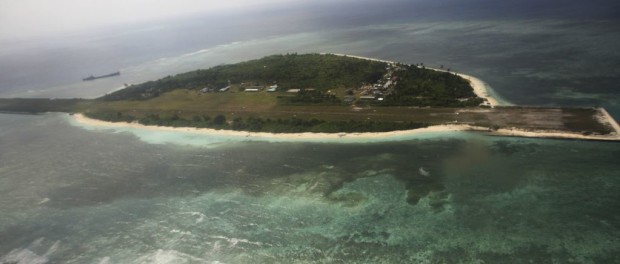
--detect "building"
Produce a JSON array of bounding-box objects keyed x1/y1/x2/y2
[
  {"x1": 200, "y1": 87, "x2": 217, "y2": 93},
  {"x1": 383, "y1": 80, "x2": 392, "y2": 89},
  {"x1": 267, "y1": 84, "x2": 278, "y2": 92}
]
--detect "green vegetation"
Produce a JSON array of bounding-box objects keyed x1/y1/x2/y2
[
  {"x1": 0, "y1": 54, "x2": 615, "y2": 137},
  {"x1": 381, "y1": 65, "x2": 483, "y2": 107},
  {"x1": 100, "y1": 53, "x2": 481, "y2": 107},
  {"x1": 279, "y1": 90, "x2": 342, "y2": 105},
  {"x1": 85, "y1": 112, "x2": 427, "y2": 133},
  {"x1": 103, "y1": 53, "x2": 387, "y2": 101}
]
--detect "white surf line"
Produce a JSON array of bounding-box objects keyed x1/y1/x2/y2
[{"x1": 71, "y1": 113, "x2": 483, "y2": 141}]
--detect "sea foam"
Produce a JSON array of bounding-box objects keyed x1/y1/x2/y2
[{"x1": 66, "y1": 114, "x2": 479, "y2": 147}]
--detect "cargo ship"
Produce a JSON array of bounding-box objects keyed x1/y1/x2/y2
[{"x1": 83, "y1": 71, "x2": 120, "y2": 81}]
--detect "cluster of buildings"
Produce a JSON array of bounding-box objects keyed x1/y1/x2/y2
[
  {"x1": 197, "y1": 62, "x2": 406, "y2": 103},
  {"x1": 357, "y1": 63, "x2": 402, "y2": 102},
  {"x1": 243, "y1": 83, "x2": 279, "y2": 92},
  {"x1": 199, "y1": 81, "x2": 279, "y2": 93},
  {"x1": 200, "y1": 80, "x2": 231, "y2": 93}
]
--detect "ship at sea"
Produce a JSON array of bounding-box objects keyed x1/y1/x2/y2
[{"x1": 83, "y1": 71, "x2": 120, "y2": 81}]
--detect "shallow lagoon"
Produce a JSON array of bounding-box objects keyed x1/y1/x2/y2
[
  {"x1": 1, "y1": 3, "x2": 620, "y2": 261},
  {"x1": 1, "y1": 113, "x2": 618, "y2": 263}
]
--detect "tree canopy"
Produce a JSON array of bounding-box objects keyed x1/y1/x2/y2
[{"x1": 102, "y1": 53, "x2": 387, "y2": 101}]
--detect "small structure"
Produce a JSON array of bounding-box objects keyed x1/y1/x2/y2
[
  {"x1": 245, "y1": 88, "x2": 259, "y2": 92},
  {"x1": 287, "y1": 89, "x2": 300, "y2": 93},
  {"x1": 383, "y1": 80, "x2": 392, "y2": 89},
  {"x1": 419, "y1": 167, "x2": 430, "y2": 177},
  {"x1": 267, "y1": 84, "x2": 278, "y2": 92},
  {"x1": 200, "y1": 87, "x2": 217, "y2": 93},
  {"x1": 359, "y1": 95, "x2": 376, "y2": 100},
  {"x1": 219, "y1": 86, "x2": 230, "y2": 92}
]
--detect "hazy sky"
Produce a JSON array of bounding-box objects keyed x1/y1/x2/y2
[
  {"x1": 2, "y1": 0, "x2": 618, "y2": 41},
  {"x1": 0, "y1": 0, "x2": 301, "y2": 39}
]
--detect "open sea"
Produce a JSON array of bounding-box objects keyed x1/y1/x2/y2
[{"x1": 1, "y1": 1, "x2": 619, "y2": 263}]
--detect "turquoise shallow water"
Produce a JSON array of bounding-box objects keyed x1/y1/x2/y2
[
  {"x1": 66, "y1": 114, "x2": 481, "y2": 146},
  {"x1": 1, "y1": 4, "x2": 620, "y2": 261},
  {"x1": 0, "y1": 113, "x2": 618, "y2": 263}
]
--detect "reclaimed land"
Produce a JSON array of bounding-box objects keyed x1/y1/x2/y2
[{"x1": 0, "y1": 53, "x2": 618, "y2": 140}]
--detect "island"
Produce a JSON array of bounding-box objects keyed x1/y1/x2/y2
[{"x1": 1, "y1": 53, "x2": 619, "y2": 141}]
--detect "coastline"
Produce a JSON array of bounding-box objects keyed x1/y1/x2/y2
[
  {"x1": 72, "y1": 113, "x2": 620, "y2": 142},
  {"x1": 70, "y1": 54, "x2": 620, "y2": 142},
  {"x1": 72, "y1": 113, "x2": 486, "y2": 140},
  {"x1": 599, "y1": 107, "x2": 620, "y2": 135},
  {"x1": 453, "y1": 73, "x2": 499, "y2": 107},
  {"x1": 327, "y1": 53, "x2": 502, "y2": 107},
  {"x1": 489, "y1": 128, "x2": 620, "y2": 141}
]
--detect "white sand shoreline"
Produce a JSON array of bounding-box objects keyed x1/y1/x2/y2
[
  {"x1": 70, "y1": 54, "x2": 620, "y2": 143},
  {"x1": 489, "y1": 128, "x2": 620, "y2": 141},
  {"x1": 72, "y1": 113, "x2": 484, "y2": 140},
  {"x1": 326, "y1": 53, "x2": 502, "y2": 107},
  {"x1": 454, "y1": 73, "x2": 499, "y2": 107},
  {"x1": 72, "y1": 113, "x2": 620, "y2": 142}
]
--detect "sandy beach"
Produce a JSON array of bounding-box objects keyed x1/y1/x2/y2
[
  {"x1": 454, "y1": 73, "x2": 499, "y2": 107},
  {"x1": 489, "y1": 128, "x2": 620, "y2": 141},
  {"x1": 599, "y1": 107, "x2": 620, "y2": 135},
  {"x1": 73, "y1": 113, "x2": 487, "y2": 140},
  {"x1": 73, "y1": 113, "x2": 620, "y2": 142},
  {"x1": 327, "y1": 53, "x2": 501, "y2": 107},
  {"x1": 71, "y1": 54, "x2": 620, "y2": 142}
]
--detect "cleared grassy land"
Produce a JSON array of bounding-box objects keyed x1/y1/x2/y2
[
  {"x1": 83, "y1": 89, "x2": 448, "y2": 121},
  {"x1": 90, "y1": 89, "x2": 278, "y2": 112},
  {"x1": 0, "y1": 92, "x2": 613, "y2": 135},
  {"x1": 0, "y1": 51, "x2": 614, "y2": 135},
  {"x1": 76, "y1": 89, "x2": 613, "y2": 134}
]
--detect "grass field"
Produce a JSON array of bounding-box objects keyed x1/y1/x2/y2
[
  {"x1": 72, "y1": 89, "x2": 614, "y2": 134},
  {"x1": 0, "y1": 89, "x2": 613, "y2": 135}
]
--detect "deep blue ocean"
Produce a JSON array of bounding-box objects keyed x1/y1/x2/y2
[{"x1": 1, "y1": 1, "x2": 619, "y2": 263}]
